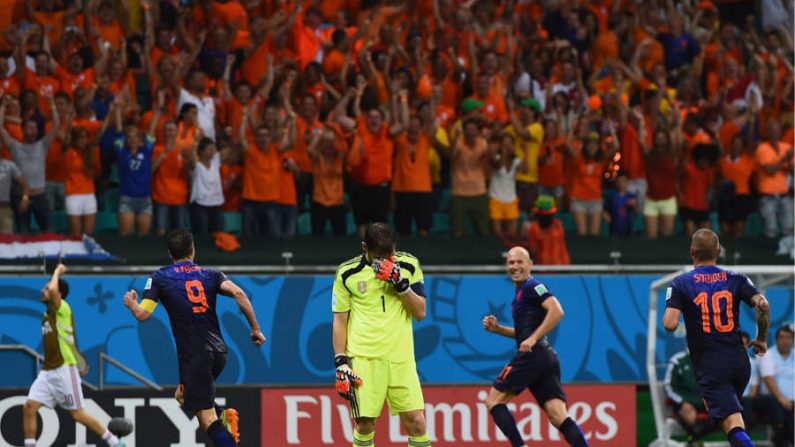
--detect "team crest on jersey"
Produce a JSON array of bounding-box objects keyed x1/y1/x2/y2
[
  {"x1": 534, "y1": 284, "x2": 548, "y2": 295},
  {"x1": 357, "y1": 281, "x2": 367, "y2": 294}
]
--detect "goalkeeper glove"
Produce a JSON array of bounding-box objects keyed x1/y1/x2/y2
[
  {"x1": 371, "y1": 256, "x2": 410, "y2": 294},
  {"x1": 334, "y1": 354, "x2": 362, "y2": 418}
]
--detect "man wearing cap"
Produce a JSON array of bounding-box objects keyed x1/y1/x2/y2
[
  {"x1": 525, "y1": 195, "x2": 570, "y2": 265},
  {"x1": 506, "y1": 98, "x2": 544, "y2": 217}
]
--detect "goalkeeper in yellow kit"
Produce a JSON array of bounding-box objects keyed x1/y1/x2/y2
[{"x1": 332, "y1": 222, "x2": 431, "y2": 447}]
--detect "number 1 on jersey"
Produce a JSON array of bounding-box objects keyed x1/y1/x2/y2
[
  {"x1": 694, "y1": 290, "x2": 734, "y2": 333},
  {"x1": 185, "y1": 280, "x2": 209, "y2": 314}
]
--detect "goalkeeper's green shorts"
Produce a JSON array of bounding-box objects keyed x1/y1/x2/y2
[{"x1": 350, "y1": 356, "x2": 425, "y2": 418}]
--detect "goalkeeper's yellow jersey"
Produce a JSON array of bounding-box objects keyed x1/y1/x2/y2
[{"x1": 332, "y1": 252, "x2": 424, "y2": 363}]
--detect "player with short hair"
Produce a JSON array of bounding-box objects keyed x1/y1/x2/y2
[
  {"x1": 332, "y1": 222, "x2": 432, "y2": 447},
  {"x1": 123, "y1": 229, "x2": 266, "y2": 447},
  {"x1": 23, "y1": 263, "x2": 126, "y2": 447},
  {"x1": 663, "y1": 229, "x2": 771, "y2": 447},
  {"x1": 482, "y1": 246, "x2": 589, "y2": 447}
]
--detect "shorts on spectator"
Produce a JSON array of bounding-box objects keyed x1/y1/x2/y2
[
  {"x1": 679, "y1": 207, "x2": 709, "y2": 223},
  {"x1": 718, "y1": 193, "x2": 756, "y2": 224},
  {"x1": 644, "y1": 196, "x2": 677, "y2": 217},
  {"x1": 65, "y1": 194, "x2": 97, "y2": 216},
  {"x1": 119, "y1": 195, "x2": 153, "y2": 215},
  {"x1": 516, "y1": 181, "x2": 539, "y2": 214},
  {"x1": 570, "y1": 198, "x2": 602, "y2": 214},
  {"x1": 489, "y1": 197, "x2": 519, "y2": 220},
  {"x1": 351, "y1": 183, "x2": 389, "y2": 226}
]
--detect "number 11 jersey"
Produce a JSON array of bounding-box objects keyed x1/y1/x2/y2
[
  {"x1": 143, "y1": 261, "x2": 229, "y2": 355},
  {"x1": 666, "y1": 265, "x2": 760, "y2": 376}
]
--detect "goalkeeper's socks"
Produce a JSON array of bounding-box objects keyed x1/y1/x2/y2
[
  {"x1": 407, "y1": 433, "x2": 431, "y2": 446},
  {"x1": 206, "y1": 420, "x2": 237, "y2": 447},
  {"x1": 727, "y1": 427, "x2": 754, "y2": 447},
  {"x1": 24, "y1": 439, "x2": 35, "y2": 447},
  {"x1": 353, "y1": 429, "x2": 375, "y2": 446},
  {"x1": 558, "y1": 417, "x2": 589, "y2": 447},
  {"x1": 101, "y1": 429, "x2": 121, "y2": 446},
  {"x1": 489, "y1": 404, "x2": 525, "y2": 447}
]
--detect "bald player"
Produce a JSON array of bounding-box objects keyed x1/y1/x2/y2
[
  {"x1": 481, "y1": 247, "x2": 590, "y2": 447},
  {"x1": 663, "y1": 229, "x2": 770, "y2": 447}
]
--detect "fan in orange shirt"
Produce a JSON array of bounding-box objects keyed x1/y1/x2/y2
[
  {"x1": 292, "y1": 8, "x2": 332, "y2": 69},
  {"x1": 523, "y1": 195, "x2": 570, "y2": 265},
  {"x1": 307, "y1": 126, "x2": 348, "y2": 235},
  {"x1": 470, "y1": 73, "x2": 508, "y2": 124},
  {"x1": 79, "y1": 0, "x2": 125, "y2": 51},
  {"x1": 64, "y1": 126, "x2": 102, "y2": 236},
  {"x1": 0, "y1": 55, "x2": 20, "y2": 98},
  {"x1": 43, "y1": 93, "x2": 73, "y2": 210},
  {"x1": 219, "y1": 140, "x2": 242, "y2": 212},
  {"x1": 20, "y1": 52, "x2": 59, "y2": 119},
  {"x1": 210, "y1": 0, "x2": 250, "y2": 50},
  {"x1": 54, "y1": 51, "x2": 98, "y2": 98},
  {"x1": 717, "y1": 133, "x2": 756, "y2": 237},
  {"x1": 151, "y1": 120, "x2": 190, "y2": 236}
]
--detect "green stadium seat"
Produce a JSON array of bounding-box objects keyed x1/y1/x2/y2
[
  {"x1": 223, "y1": 212, "x2": 242, "y2": 235},
  {"x1": 430, "y1": 212, "x2": 449, "y2": 235},
  {"x1": 557, "y1": 212, "x2": 575, "y2": 232},
  {"x1": 103, "y1": 188, "x2": 120, "y2": 212},
  {"x1": 50, "y1": 211, "x2": 68, "y2": 233},
  {"x1": 95, "y1": 211, "x2": 118, "y2": 233},
  {"x1": 297, "y1": 212, "x2": 311, "y2": 235},
  {"x1": 745, "y1": 212, "x2": 762, "y2": 237}
]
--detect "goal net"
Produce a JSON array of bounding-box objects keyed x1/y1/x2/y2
[{"x1": 646, "y1": 265, "x2": 794, "y2": 447}]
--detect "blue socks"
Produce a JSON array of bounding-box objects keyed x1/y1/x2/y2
[
  {"x1": 727, "y1": 427, "x2": 754, "y2": 447},
  {"x1": 559, "y1": 417, "x2": 589, "y2": 447},
  {"x1": 489, "y1": 404, "x2": 524, "y2": 447},
  {"x1": 206, "y1": 420, "x2": 236, "y2": 447}
]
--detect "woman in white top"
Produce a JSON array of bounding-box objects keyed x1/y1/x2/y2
[
  {"x1": 187, "y1": 137, "x2": 225, "y2": 237},
  {"x1": 488, "y1": 133, "x2": 527, "y2": 237}
]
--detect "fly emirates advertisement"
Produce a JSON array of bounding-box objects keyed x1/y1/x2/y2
[{"x1": 261, "y1": 385, "x2": 635, "y2": 446}]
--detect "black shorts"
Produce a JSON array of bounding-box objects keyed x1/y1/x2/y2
[
  {"x1": 351, "y1": 183, "x2": 390, "y2": 226},
  {"x1": 178, "y1": 350, "x2": 227, "y2": 413},
  {"x1": 679, "y1": 207, "x2": 709, "y2": 223},
  {"x1": 493, "y1": 344, "x2": 566, "y2": 405},
  {"x1": 718, "y1": 194, "x2": 756, "y2": 224},
  {"x1": 697, "y1": 360, "x2": 750, "y2": 423},
  {"x1": 394, "y1": 192, "x2": 433, "y2": 234}
]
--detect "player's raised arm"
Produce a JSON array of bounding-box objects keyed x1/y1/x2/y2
[
  {"x1": 482, "y1": 315, "x2": 516, "y2": 338},
  {"x1": 123, "y1": 290, "x2": 155, "y2": 321},
  {"x1": 220, "y1": 280, "x2": 266, "y2": 346},
  {"x1": 45, "y1": 263, "x2": 67, "y2": 311},
  {"x1": 519, "y1": 296, "x2": 565, "y2": 352},
  {"x1": 749, "y1": 294, "x2": 770, "y2": 356}
]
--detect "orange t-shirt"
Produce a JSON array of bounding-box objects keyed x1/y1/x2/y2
[
  {"x1": 242, "y1": 144, "x2": 281, "y2": 202},
  {"x1": 278, "y1": 151, "x2": 296, "y2": 206},
  {"x1": 23, "y1": 69, "x2": 59, "y2": 117},
  {"x1": 64, "y1": 147, "x2": 99, "y2": 195},
  {"x1": 681, "y1": 160, "x2": 714, "y2": 211},
  {"x1": 240, "y1": 38, "x2": 271, "y2": 87},
  {"x1": 44, "y1": 121, "x2": 68, "y2": 183},
  {"x1": 633, "y1": 27, "x2": 664, "y2": 72},
  {"x1": 527, "y1": 219, "x2": 570, "y2": 265},
  {"x1": 349, "y1": 117, "x2": 393, "y2": 186},
  {"x1": 312, "y1": 152, "x2": 344, "y2": 207},
  {"x1": 55, "y1": 66, "x2": 96, "y2": 98},
  {"x1": 151, "y1": 145, "x2": 189, "y2": 205},
  {"x1": 755, "y1": 141, "x2": 793, "y2": 195},
  {"x1": 0, "y1": 76, "x2": 20, "y2": 98},
  {"x1": 719, "y1": 153, "x2": 755, "y2": 196},
  {"x1": 220, "y1": 163, "x2": 242, "y2": 211},
  {"x1": 590, "y1": 31, "x2": 618, "y2": 70},
  {"x1": 570, "y1": 153, "x2": 606, "y2": 201},
  {"x1": 294, "y1": 117, "x2": 323, "y2": 173},
  {"x1": 475, "y1": 94, "x2": 508, "y2": 123},
  {"x1": 451, "y1": 137, "x2": 488, "y2": 196},
  {"x1": 392, "y1": 133, "x2": 432, "y2": 193},
  {"x1": 322, "y1": 48, "x2": 346, "y2": 78},
  {"x1": 538, "y1": 139, "x2": 565, "y2": 188},
  {"x1": 292, "y1": 16, "x2": 331, "y2": 69},
  {"x1": 32, "y1": 10, "x2": 65, "y2": 46},
  {"x1": 718, "y1": 121, "x2": 741, "y2": 154},
  {"x1": 72, "y1": 119, "x2": 102, "y2": 142}
]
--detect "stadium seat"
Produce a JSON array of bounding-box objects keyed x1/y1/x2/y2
[
  {"x1": 50, "y1": 211, "x2": 68, "y2": 234},
  {"x1": 557, "y1": 212, "x2": 575, "y2": 232},
  {"x1": 745, "y1": 213, "x2": 763, "y2": 237},
  {"x1": 297, "y1": 212, "x2": 311, "y2": 235},
  {"x1": 223, "y1": 212, "x2": 242, "y2": 235},
  {"x1": 103, "y1": 188, "x2": 120, "y2": 213},
  {"x1": 95, "y1": 212, "x2": 118, "y2": 233}
]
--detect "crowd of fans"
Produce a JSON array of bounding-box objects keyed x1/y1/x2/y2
[{"x1": 0, "y1": 0, "x2": 792, "y2": 248}]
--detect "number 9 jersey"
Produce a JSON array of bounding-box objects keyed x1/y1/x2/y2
[
  {"x1": 143, "y1": 261, "x2": 229, "y2": 355},
  {"x1": 666, "y1": 265, "x2": 760, "y2": 375}
]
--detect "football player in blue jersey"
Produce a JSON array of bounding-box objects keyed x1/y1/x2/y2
[
  {"x1": 123, "y1": 229, "x2": 266, "y2": 446},
  {"x1": 482, "y1": 246, "x2": 589, "y2": 447},
  {"x1": 663, "y1": 229, "x2": 770, "y2": 447}
]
